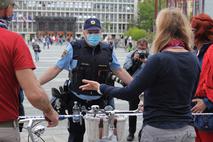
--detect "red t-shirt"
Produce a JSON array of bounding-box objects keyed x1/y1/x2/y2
[
  {"x1": 195, "y1": 44, "x2": 213, "y2": 102},
  {"x1": 0, "y1": 28, "x2": 35, "y2": 122}
]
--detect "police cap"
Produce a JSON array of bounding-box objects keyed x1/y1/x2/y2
[{"x1": 83, "y1": 18, "x2": 101, "y2": 30}]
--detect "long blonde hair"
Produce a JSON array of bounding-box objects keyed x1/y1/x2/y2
[{"x1": 151, "y1": 8, "x2": 193, "y2": 54}]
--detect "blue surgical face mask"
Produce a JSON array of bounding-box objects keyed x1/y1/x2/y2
[{"x1": 86, "y1": 34, "x2": 101, "y2": 47}]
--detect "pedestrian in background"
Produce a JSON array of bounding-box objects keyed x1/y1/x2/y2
[
  {"x1": 42, "y1": 37, "x2": 46, "y2": 49},
  {"x1": 79, "y1": 8, "x2": 200, "y2": 142},
  {"x1": 127, "y1": 36, "x2": 133, "y2": 52},
  {"x1": 123, "y1": 38, "x2": 149, "y2": 141},
  {"x1": 0, "y1": 0, "x2": 58, "y2": 141},
  {"x1": 32, "y1": 42, "x2": 41, "y2": 62},
  {"x1": 191, "y1": 13, "x2": 213, "y2": 142},
  {"x1": 45, "y1": 36, "x2": 51, "y2": 49}
]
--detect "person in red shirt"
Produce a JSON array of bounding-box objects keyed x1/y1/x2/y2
[
  {"x1": 191, "y1": 13, "x2": 213, "y2": 142},
  {"x1": 0, "y1": 0, "x2": 58, "y2": 141}
]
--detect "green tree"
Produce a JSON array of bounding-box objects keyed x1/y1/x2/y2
[
  {"x1": 125, "y1": 27, "x2": 147, "y2": 41},
  {"x1": 138, "y1": 0, "x2": 155, "y2": 32},
  {"x1": 103, "y1": 21, "x2": 112, "y2": 32},
  {"x1": 138, "y1": 0, "x2": 168, "y2": 31}
]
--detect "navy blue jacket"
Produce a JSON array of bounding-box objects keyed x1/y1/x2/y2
[{"x1": 100, "y1": 51, "x2": 200, "y2": 129}]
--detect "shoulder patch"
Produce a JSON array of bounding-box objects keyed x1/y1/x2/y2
[
  {"x1": 61, "y1": 49, "x2": 68, "y2": 58},
  {"x1": 100, "y1": 42, "x2": 110, "y2": 48},
  {"x1": 71, "y1": 40, "x2": 82, "y2": 49}
]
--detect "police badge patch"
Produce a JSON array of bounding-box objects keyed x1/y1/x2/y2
[
  {"x1": 91, "y1": 20, "x2": 96, "y2": 25},
  {"x1": 61, "y1": 49, "x2": 68, "y2": 58}
]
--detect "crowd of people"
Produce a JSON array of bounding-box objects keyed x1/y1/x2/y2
[
  {"x1": 0, "y1": 0, "x2": 212, "y2": 142},
  {"x1": 32, "y1": 35, "x2": 67, "y2": 48}
]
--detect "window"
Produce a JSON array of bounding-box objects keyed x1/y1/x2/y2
[{"x1": 29, "y1": 23, "x2": 32, "y2": 29}]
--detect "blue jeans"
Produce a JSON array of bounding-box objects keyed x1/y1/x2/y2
[{"x1": 34, "y1": 52, "x2": 39, "y2": 62}]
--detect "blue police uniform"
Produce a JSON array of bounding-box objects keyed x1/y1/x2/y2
[
  {"x1": 56, "y1": 41, "x2": 121, "y2": 142},
  {"x1": 55, "y1": 16, "x2": 123, "y2": 142},
  {"x1": 56, "y1": 42, "x2": 120, "y2": 100}
]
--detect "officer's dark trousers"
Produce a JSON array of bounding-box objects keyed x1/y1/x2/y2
[
  {"x1": 67, "y1": 94, "x2": 107, "y2": 142},
  {"x1": 128, "y1": 97, "x2": 140, "y2": 136}
]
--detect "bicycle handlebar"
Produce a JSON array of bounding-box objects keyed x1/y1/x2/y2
[{"x1": 19, "y1": 111, "x2": 213, "y2": 124}]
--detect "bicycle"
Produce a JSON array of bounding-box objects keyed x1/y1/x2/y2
[
  {"x1": 18, "y1": 115, "x2": 76, "y2": 142},
  {"x1": 19, "y1": 105, "x2": 212, "y2": 142},
  {"x1": 18, "y1": 105, "x2": 143, "y2": 142}
]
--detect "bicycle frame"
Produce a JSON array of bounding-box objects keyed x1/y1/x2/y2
[
  {"x1": 19, "y1": 115, "x2": 79, "y2": 142},
  {"x1": 18, "y1": 109, "x2": 141, "y2": 142},
  {"x1": 19, "y1": 106, "x2": 211, "y2": 142},
  {"x1": 19, "y1": 117, "x2": 46, "y2": 142}
]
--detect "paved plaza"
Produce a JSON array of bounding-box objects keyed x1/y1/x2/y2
[{"x1": 20, "y1": 43, "x2": 143, "y2": 142}]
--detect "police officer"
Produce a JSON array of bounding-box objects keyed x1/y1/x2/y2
[{"x1": 39, "y1": 18, "x2": 132, "y2": 142}]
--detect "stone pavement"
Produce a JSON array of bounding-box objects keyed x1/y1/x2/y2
[{"x1": 20, "y1": 43, "x2": 142, "y2": 142}]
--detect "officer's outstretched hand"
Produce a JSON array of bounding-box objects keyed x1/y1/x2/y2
[
  {"x1": 80, "y1": 79, "x2": 100, "y2": 92},
  {"x1": 44, "y1": 108, "x2": 59, "y2": 127}
]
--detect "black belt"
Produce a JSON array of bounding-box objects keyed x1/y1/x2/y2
[{"x1": 0, "y1": 120, "x2": 18, "y2": 128}]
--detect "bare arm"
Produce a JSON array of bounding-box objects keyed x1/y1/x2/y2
[
  {"x1": 113, "y1": 68, "x2": 133, "y2": 85},
  {"x1": 39, "y1": 66, "x2": 62, "y2": 85},
  {"x1": 16, "y1": 69, "x2": 58, "y2": 127}
]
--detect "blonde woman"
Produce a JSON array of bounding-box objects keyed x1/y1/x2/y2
[{"x1": 79, "y1": 8, "x2": 200, "y2": 142}]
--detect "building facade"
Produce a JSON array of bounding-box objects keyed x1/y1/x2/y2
[
  {"x1": 11, "y1": 0, "x2": 138, "y2": 40},
  {"x1": 166, "y1": 0, "x2": 213, "y2": 18},
  {"x1": 201, "y1": 0, "x2": 213, "y2": 17}
]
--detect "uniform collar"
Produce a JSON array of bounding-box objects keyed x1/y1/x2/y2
[{"x1": 83, "y1": 39, "x2": 101, "y2": 50}]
